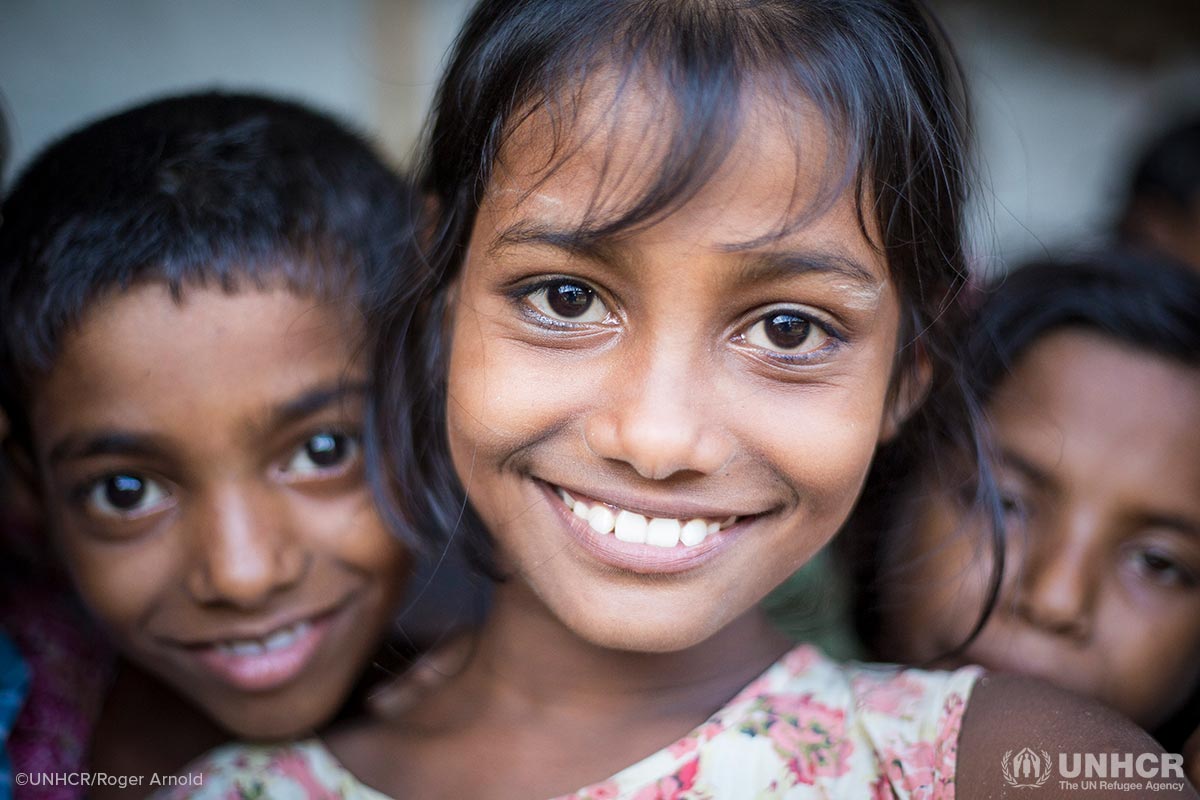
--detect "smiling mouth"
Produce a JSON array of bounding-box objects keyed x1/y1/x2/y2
[
  {"x1": 184, "y1": 603, "x2": 351, "y2": 693},
  {"x1": 553, "y1": 485, "x2": 747, "y2": 549}
]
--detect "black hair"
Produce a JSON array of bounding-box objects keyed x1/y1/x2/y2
[
  {"x1": 1120, "y1": 115, "x2": 1200, "y2": 235},
  {"x1": 0, "y1": 92, "x2": 417, "y2": 477},
  {"x1": 866, "y1": 251, "x2": 1200, "y2": 746},
  {"x1": 370, "y1": 0, "x2": 1005, "y2": 602}
]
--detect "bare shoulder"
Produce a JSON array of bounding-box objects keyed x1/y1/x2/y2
[{"x1": 957, "y1": 674, "x2": 1197, "y2": 799}]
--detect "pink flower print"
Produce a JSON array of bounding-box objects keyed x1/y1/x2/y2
[
  {"x1": 740, "y1": 694, "x2": 853, "y2": 785},
  {"x1": 781, "y1": 645, "x2": 818, "y2": 677},
  {"x1": 630, "y1": 757, "x2": 700, "y2": 800},
  {"x1": 854, "y1": 673, "x2": 926, "y2": 717},
  {"x1": 272, "y1": 750, "x2": 343, "y2": 799}
]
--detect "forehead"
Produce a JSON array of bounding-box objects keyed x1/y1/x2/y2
[
  {"x1": 489, "y1": 71, "x2": 878, "y2": 255},
  {"x1": 990, "y1": 329, "x2": 1200, "y2": 494},
  {"x1": 31, "y1": 282, "x2": 363, "y2": 447}
]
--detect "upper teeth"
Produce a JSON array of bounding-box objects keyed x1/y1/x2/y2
[
  {"x1": 217, "y1": 621, "x2": 310, "y2": 657},
  {"x1": 557, "y1": 488, "x2": 738, "y2": 548}
]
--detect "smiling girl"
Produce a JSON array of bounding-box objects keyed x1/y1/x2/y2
[{"x1": 170, "y1": 1, "x2": 1192, "y2": 797}]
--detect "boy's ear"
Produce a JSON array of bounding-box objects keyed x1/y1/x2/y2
[{"x1": 879, "y1": 343, "x2": 932, "y2": 444}]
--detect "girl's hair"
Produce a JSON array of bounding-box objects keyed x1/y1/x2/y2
[{"x1": 370, "y1": 0, "x2": 1005, "y2": 608}]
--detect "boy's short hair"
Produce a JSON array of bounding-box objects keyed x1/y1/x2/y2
[{"x1": 0, "y1": 91, "x2": 414, "y2": 449}]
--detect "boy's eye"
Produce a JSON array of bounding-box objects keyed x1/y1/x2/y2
[
  {"x1": 526, "y1": 280, "x2": 609, "y2": 323},
  {"x1": 282, "y1": 432, "x2": 359, "y2": 476},
  {"x1": 744, "y1": 311, "x2": 830, "y2": 355},
  {"x1": 85, "y1": 474, "x2": 171, "y2": 519},
  {"x1": 1127, "y1": 547, "x2": 1197, "y2": 589}
]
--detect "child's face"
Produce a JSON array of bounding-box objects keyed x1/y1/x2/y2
[
  {"x1": 446, "y1": 88, "x2": 910, "y2": 652},
  {"x1": 888, "y1": 330, "x2": 1200, "y2": 729},
  {"x1": 30, "y1": 283, "x2": 408, "y2": 738}
]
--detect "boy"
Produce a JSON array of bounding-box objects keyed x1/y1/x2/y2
[{"x1": 0, "y1": 92, "x2": 415, "y2": 796}]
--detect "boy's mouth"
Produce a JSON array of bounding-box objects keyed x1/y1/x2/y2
[{"x1": 549, "y1": 483, "x2": 750, "y2": 549}]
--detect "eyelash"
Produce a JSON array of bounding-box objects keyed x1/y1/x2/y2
[{"x1": 509, "y1": 276, "x2": 847, "y2": 363}]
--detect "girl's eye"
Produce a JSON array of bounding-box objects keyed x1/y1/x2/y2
[
  {"x1": 85, "y1": 474, "x2": 171, "y2": 519},
  {"x1": 744, "y1": 311, "x2": 831, "y2": 355},
  {"x1": 282, "y1": 432, "x2": 359, "y2": 476},
  {"x1": 1127, "y1": 547, "x2": 1197, "y2": 589},
  {"x1": 525, "y1": 280, "x2": 609, "y2": 323}
]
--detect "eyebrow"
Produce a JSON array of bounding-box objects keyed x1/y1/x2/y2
[
  {"x1": 1139, "y1": 512, "x2": 1200, "y2": 540},
  {"x1": 46, "y1": 381, "x2": 369, "y2": 467},
  {"x1": 997, "y1": 448, "x2": 1058, "y2": 493},
  {"x1": 490, "y1": 222, "x2": 626, "y2": 267},
  {"x1": 262, "y1": 381, "x2": 368, "y2": 433},
  {"x1": 491, "y1": 222, "x2": 880, "y2": 289}
]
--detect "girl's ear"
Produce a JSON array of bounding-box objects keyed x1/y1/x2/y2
[
  {"x1": 2, "y1": 431, "x2": 46, "y2": 530},
  {"x1": 879, "y1": 342, "x2": 932, "y2": 443}
]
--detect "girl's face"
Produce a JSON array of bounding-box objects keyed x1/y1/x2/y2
[
  {"x1": 886, "y1": 330, "x2": 1200, "y2": 729},
  {"x1": 445, "y1": 87, "x2": 912, "y2": 652},
  {"x1": 32, "y1": 284, "x2": 409, "y2": 738}
]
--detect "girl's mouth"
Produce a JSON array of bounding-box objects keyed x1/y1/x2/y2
[
  {"x1": 541, "y1": 481, "x2": 760, "y2": 574},
  {"x1": 554, "y1": 485, "x2": 743, "y2": 549}
]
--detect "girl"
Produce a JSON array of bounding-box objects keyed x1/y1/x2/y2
[
  {"x1": 859, "y1": 254, "x2": 1200, "y2": 787},
  {"x1": 171, "y1": 2, "x2": 1188, "y2": 797}
]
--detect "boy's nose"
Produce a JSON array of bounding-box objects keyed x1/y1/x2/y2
[
  {"x1": 1011, "y1": 515, "x2": 1097, "y2": 640},
  {"x1": 186, "y1": 486, "x2": 308, "y2": 608},
  {"x1": 583, "y1": 341, "x2": 733, "y2": 480}
]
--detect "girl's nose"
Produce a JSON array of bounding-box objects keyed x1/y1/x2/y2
[
  {"x1": 583, "y1": 341, "x2": 734, "y2": 480},
  {"x1": 1011, "y1": 515, "x2": 1097, "y2": 640},
  {"x1": 185, "y1": 486, "x2": 308, "y2": 608}
]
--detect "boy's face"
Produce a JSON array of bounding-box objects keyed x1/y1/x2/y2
[
  {"x1": 887, "y1": 330, "x2": 1200, "y2": 729},
  {"x1": 445, "y1": 86, "x2": 909, "y2": 654},
  {"x1": 29, "y1": 283, "x2": 408, "y2": 739}
]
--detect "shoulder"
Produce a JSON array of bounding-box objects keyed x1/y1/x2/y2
[{"x1": 957, "y1": 674, "x2": 1198, "y2": 799}]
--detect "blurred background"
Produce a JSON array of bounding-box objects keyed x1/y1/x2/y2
[{"x1": 1, "y1": 0, "x2": 1198, "y2": 270}]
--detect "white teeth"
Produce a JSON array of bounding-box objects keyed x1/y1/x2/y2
[
  {"x1": 646, "y1": 517, "x2": 681, "y2": 548},
  {"x1": 614, "y1": 510, "x2": 648, "y2": 543},
  {"x1": 218, "y1": 621, "x2": 310, "y2": 657},
  {"x1": 588, "y1": 505, "x2": 615, "y2": 534},
  {"x1": 557, "y1": 486, "x2": 742, "y2": 548},
  {"x1": 229, "y1": 641, "x2": 264, "y2": 656},
  {"x1": 681, "y1": 519, "x2": 709, "y2": 547}
]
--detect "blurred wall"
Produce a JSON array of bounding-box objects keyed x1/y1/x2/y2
[{"x1": 1, "y1": 0, "x2": 1197, "y2": 268}]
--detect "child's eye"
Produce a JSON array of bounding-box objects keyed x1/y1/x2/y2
[
  {"x1": 281, "y1": 431, "x2": 360, "y2": 477},
  {"x1": 1126, "y1": 546, "x2": 1197, "y2": 589},
  {"x1": 523, "y1": 279, "x2": 610, "y2": 323},
  {"x1": 84, "y1": 473, "x2": 172, "y2": 520},
  {"x1": 742, "y1": 311, "x2": 833, "y2": 356}
]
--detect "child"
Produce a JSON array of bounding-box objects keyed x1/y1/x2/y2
[
  {"x1": 1118, "y1": 117, "x2": 1200, "y2": 272},
  {"x1": 0, "y1": 92, "x2": 417, "y2": 794},
  {"x1": 862, "y1": 255, "x2": 1200, "y2": 787},
  {"x1": 171, "y1": 2, "x2": 1190, "y2": 798}
]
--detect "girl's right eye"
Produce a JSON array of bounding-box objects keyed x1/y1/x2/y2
[
  {"x1": 523, "y1": 279, "x2": 610, "y2": 324},
  {"x1": 84, "y1": 474, "x2": 172, "y2": 520}
]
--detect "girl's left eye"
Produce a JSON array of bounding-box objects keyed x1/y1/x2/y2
[
  {"x1": 524, "y1": 280, "x2": 610, "y2": 323},
  {"x1": 281, "y1": 432, "x2": 360, "y2": 476},
  {"x1": 744, "y1": 311, "x2": 832, "y2": 356}
]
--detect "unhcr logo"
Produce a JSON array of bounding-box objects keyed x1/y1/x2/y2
[
  {"x1": 1002, "y1": 748, "x2": 1052, "y2": 788},
  {"x1": 1000, "y1": 747, "x2": 1189, "y2": 792}
]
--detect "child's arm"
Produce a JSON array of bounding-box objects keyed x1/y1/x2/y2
[{"x1": 958, "y1": 674, "x2": 1198, "y2": 799}]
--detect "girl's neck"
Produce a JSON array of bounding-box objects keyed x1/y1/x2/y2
[{"x1": 458, "y1": 582, "x2": 792, "y2": 723}]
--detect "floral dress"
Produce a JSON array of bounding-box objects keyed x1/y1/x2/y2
[{"x1": 161, "y1": 645, "x2": 981, "y2": 799}]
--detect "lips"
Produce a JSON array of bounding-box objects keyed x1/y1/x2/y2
[
  {"x1": 179, "y1": 602, "x2": 350, "y2": 693},
  {"x1": 541, "y1": 480, "x2": 762, "y2": 574}
]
